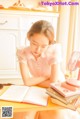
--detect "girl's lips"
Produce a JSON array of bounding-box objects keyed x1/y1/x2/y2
[
  {"x1": 34, "y1": 52, "x2": 39, "y2": 55},
  {"x1": 33, "y1": 52, "x2": 41, "y2": 57}
]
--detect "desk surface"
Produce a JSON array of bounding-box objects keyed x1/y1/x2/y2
[{"x1": 0, "y1": 86, "x2": 80, "y2": 112}]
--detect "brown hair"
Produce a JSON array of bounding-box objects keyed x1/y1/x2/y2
[{"x1": 27, "y1": 20, "x2": 55, "y2": 44}]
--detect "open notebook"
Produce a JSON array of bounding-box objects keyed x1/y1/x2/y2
[{"x1": 0, "y1": 85, "x2": 48, "y2": 106}]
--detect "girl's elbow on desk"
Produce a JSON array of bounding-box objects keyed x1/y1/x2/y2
[
  {"x1": 22, "y1": 77, "x2": 31, "y2": 86},
  {"x1": 22, "y1": 76, "x2": 49, "y2": 86},
  {"x1": 22, "y1": 77, "x2": 37, "y2": 86}
]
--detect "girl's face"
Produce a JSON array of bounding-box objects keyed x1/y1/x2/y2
[{"x1": 30, "y1": 33, "x2": 49, "y2": 58}]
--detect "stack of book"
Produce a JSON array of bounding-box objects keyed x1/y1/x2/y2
[{"x1": 46, "y1": 81, "x2": 80, "y2": 110}]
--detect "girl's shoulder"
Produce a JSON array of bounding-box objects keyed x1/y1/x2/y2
[
  {"x1": 16, "y1": 46, "x2": 32, "y2": 59},
  {"x1": 41, "y1": 43, "x2": 62, "y2": 64},
  {"x1": 42, "y1": 43, "x2": 62, "y2": 57},
  {"x1": 17, "y1": 46, "x2": 30, "y2": 55},
  {"x1": 49, "y1": 43, "x2": 61, "y2": 52}
]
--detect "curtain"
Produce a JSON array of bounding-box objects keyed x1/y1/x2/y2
[
  {"x1": 66, "y1": 0, "x2": 80, "y2": 78},
  {"x1": 57, "y1": 0, "x2": 80, "y2": 73},
  {"x1": 67, "y1": 0, "x2": 80, "y2": 64}
]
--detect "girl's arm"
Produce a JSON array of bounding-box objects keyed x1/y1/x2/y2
[
  {"x1": 19, "y1": 63, "x2": 49, "y2": 86},
  {"x1": 37, "y1": 64, "x2": 65, "y2": 87},
  {"x1": 37, "y1": 80, "x2": 51, "y2": 88},
  {"x1": 50, "y1": 63, "x2": 65, "y2": 82}
]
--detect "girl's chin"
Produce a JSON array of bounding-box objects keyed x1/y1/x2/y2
[{"x1": 33, "y1": 52, "x2": 40, "y2": 58}]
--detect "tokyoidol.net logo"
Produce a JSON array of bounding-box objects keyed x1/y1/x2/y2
[{"x1": 40, "y1": 1, "x2": 79, "y2": 6}]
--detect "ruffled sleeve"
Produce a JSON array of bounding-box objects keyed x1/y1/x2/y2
[
  {"x1": 16, "y1": 47, "x2": 33, "y2": 77},
  {"x1": 42, "y1": 43, "x2": 62, "y2": 65},
  {"x1": 16, "y1": 47, "x2": 27, "y2": 64}
]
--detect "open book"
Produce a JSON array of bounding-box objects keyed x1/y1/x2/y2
[{"x1": 0, "y1": 85, "x2": 48, "y2": 106}]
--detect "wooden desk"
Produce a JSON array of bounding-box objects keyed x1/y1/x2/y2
[{"x1": 0, "y1": 86, "x2": 80, "y2": 113}]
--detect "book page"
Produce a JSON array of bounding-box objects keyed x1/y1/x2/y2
[
  {"x1": 0, "y1": 85, "x2": 30, "y2": 102},
  {"x1": 23, "y1": 86, "x2": 48, "y2": 106}
]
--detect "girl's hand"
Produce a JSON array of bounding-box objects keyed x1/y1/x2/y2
[{"x1": 37, "y1": 79, "x2": 51, "y2": 88}]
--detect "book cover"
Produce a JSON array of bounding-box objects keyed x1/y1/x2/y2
[{"x1": 50, "y1": 82, "x2": 80, "y2": 97}]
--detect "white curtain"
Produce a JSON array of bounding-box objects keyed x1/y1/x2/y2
[
  {"x1": 73, "y1": 4, "x2": 80, "y2": 51},
  {"x1": 67, "y1": 1, "x2": 80, "y2": 60},
  {"x1": 57, "y1": 0, "x2": 80, "y2": 73}
]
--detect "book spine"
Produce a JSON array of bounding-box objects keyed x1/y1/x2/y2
[
  {"x1": 51, "y1": 98, "x2": 76, "y2": 111},
  {"x1": 47, "y1": 92, "x2": 68, "y2": 104}
]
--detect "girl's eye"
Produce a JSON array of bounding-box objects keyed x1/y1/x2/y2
[
  {"x1": 31, "y1": 41, "x2": 47, "y2": 48},
  {"x1": 31, "y1": 42, "x2": 37, "y2": 46},
  {"x1": 33, "y1": 43, "x2": 38, "y2": 47}
]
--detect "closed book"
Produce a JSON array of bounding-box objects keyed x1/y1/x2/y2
[
  {"x1": 46, "y1": 87, "x2": 80, "y2": 104},
  {"x1": 0, "y1": 85, "x2": 48, "y2": 106},
  {"x1": 50, "y1": 82, "x2": 80, "y2": 97},
  {"x1": 51, "y1": 97, "x2": 79, "y2": 111}
]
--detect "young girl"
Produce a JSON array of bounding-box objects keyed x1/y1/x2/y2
[
  {"x1": 16, "y1": 20, "x2": 80, "y2": 119},
  {"x1": 17, "y1": 20, "x2": 65, "y2": 86}
]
